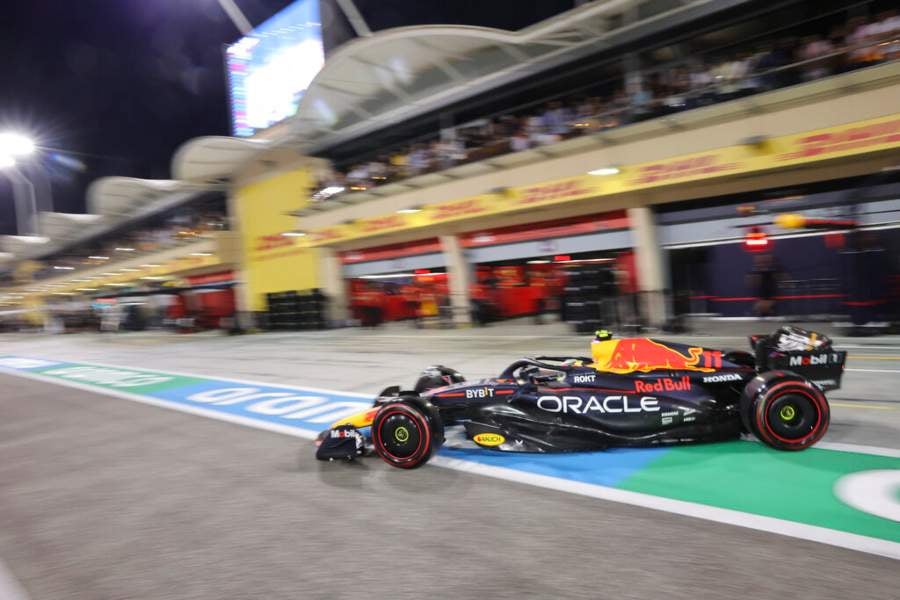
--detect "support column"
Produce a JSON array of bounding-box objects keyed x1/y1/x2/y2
[
  {"x1": 226, "y1": 190, "x2": 253, "y2": 330},
  {"x1": 440, "y1": 234, "x2": 472, "y2": 326},
  {"x1": 628, "y1": 206, "x2": 669, "y2": 328},
  {"x1": 318, "y1": 246, "x2": 349, "y2": 325}
]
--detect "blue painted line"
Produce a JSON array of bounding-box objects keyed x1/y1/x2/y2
[{"x1": 441, "y1": 446, "x2": 669, "y2": 487}]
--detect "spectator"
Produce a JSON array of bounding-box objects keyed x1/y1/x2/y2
[
  {"x1": 541, "y1": 101, "x2": 573, "y2": 136},
  {"x1": 798, "y1": 35, "x2": 835, "y2": 81},
  {"x1": 509, "y1": 126, "x2": 531, "y2": 152},
  {"x1": 407, "y1": 144, "x2": 432, "y2": 175}
]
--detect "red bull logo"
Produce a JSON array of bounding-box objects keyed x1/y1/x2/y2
[
  {"x1": 634, "y1": 376, "x2": 692, "y2": 393},
  {"x1": 592, "y1": 338, "x2": 720, "y2": 374}
]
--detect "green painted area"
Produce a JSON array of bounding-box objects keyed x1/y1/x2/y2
[
  {"x1": 619, "y1": 441, "x2": 900, "y2": 542},
  {"x1": 30, "y1": 362, "x2": 207, "y2": 395}
]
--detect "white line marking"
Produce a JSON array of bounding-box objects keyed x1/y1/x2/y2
[
  {"x1": 0, "y1": 559, "x2": 30, "y2": 600},
  {"x1": 846, "y1": 368, "x2": 900, "y2": 374},
  {"x1": 0, "y1": 356, "x2": 372, "y2": 398},
  {"x1": 816, "y1": 442, "x2": 900, "y2": 458},
  {"x1": 431, "y1": 456, "x2": 900, "y2": 560},
  {"x1": 2, "y1": 363, "x2": 900, "y2": 561}
]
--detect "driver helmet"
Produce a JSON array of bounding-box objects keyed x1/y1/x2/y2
[
  {"x1": 594, "y1": 329, "x2": 614, "y2": 341},
  {"x1": 414, "y1": 365, "x2": 465, "y2": 393}
]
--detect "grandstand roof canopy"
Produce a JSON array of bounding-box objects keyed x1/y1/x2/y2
[
  {"x1": 281, "y1": 0, "x2": 747, "y2": 154},
  {"x1": 4, "y1": 0, "x2": 749, "y2": 263},
  {"x1": 170, "y1": 0, "x2": 747, "y2": 184}
]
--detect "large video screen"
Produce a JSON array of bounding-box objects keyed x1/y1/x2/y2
[{"x1": 226, "y1": 0, "x2": 324, "y2": 137}]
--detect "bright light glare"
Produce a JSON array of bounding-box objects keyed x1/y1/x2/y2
[
  {"x1": 588, "y1": 167, "x2": 620, "y2": 176},
  {"x1": 281, "y1": 231, "x2": 307, "y2": 237},
  {"x1": 360, "y1": 273, "x2": 415, "y2": 279},
  {"x1": 0, "y1": 132, "x2": 36, "y2": 157},
  {"x1": 0, "y1": 155, "x2": 15, "y2": 169}
]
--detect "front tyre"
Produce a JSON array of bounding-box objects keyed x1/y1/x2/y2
[
  {"x1": 744, "y1": 376, "x2": 829, "y2": 450},
  {"x1": 372, "y1": 402, "x2": 439, "y2": 468}
]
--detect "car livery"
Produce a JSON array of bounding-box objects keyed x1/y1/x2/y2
[{"x1": 316, "y1": 326, "x2": 846, "y2": 469}]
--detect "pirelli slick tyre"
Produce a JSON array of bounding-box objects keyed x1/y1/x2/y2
[
  {"x1": 741, "y1": 373, "x2": 829, "y2": 450},
  {"x1": 371, "y1": 401, "x2": 442, "y2": 469}
]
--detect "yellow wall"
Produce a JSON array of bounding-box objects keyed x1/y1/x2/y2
[{"x1": 234, "y1": 168, "x2": 319, "y2": 311}]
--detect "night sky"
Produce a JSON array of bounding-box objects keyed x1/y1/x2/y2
[{"x1": 0, "y1": 0, "x2": 574, "y2": 234}]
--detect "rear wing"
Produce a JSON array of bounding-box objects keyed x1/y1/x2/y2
[{"x1": 750, "y1": 328, "x2": 846, "y2": 392}]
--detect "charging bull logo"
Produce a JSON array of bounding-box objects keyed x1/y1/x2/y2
[{"x1": 591, "y1": 338, "x2": 720, "y2": 374}]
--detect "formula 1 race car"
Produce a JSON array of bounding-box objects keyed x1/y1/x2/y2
[{"x1": 316, "y1": 326, "x2": 846, "y2": 468}]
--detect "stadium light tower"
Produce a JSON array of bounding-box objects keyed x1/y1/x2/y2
[
  {"x1": 0, "y1": 132, "x2": 40, "y2": 235},
  {"x1": 0, "y1": 132, "x2": 36, "y2": 158}
]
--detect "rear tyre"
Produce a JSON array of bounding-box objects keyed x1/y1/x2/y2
[
  {"x1": 371, "y1": 402, "x2": 440, "y2": 468},
  {"x1": 746, "y1": 379, "x2": 829, "y2": 450}
]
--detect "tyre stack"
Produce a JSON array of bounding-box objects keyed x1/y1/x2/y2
[
  {"x1": 297, "y1": 291, "x2": 326, "y2": 330},
  {"x1": 562, "y1": 266, "x2": 618, "y2": 334},
  {"x1": 266, "y1": 291, "x2": 301, "y2": 330}
]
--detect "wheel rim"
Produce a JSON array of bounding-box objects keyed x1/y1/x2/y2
[
  {"x1": 766, "y1": 393, "x2": 818, "y2": 441},
  {"x1": 378, "y1": 412, "x2": 422, "y2": 460}
]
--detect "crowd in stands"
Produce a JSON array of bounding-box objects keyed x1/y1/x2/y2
[
  {"x1": 30, "y1": 210, "x2": 228, "y2": 281},
  {"x1": 314, "y1": 9, "x2": 899, "y2": 201}
]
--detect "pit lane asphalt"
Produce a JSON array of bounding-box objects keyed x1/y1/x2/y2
[{"x1": 1, "y1": 325, "x2": 899, "y2": 599}]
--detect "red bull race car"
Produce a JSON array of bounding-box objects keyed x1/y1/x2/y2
[{"x1": 316, "y1": 326, "x2": 846, "y2": 468}]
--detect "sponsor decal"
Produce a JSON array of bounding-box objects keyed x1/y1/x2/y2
[
  {"x1": 465, "y1": 388, "x2": 495, "y2": 399},
  {"x1": 43, "y1": 366, "x2": 174, "y2": 388},
  {"x1": 592, "y1": 339, "x2": 720, "y2": 374},
  {"x1": 631, "y1": 154, "x2": 741, "y2": 185},
  {"x1": 473, "y1": 432, "x2": 506, "y2": 447},
  {"x1": 517, "y1": 180, "x2": 592, "y2": 205},
  {"x1": 702, "y1": 373, "x2": 745, "y2": 383},
  {"x1": 310, "y1": 227, "x2": 345, "y2": 243},
  {"x1": 537, "y1": 395, "x2": 660, "y2": 414},
  {"x1": 430, "y1": 198, "x2": 486, "y2": 221},
  {"x1": 788, "y1": 353, "x2": 842, "y2": 367},
  {"x1": 359, "y1": 215, "x2": 406, "y2": 233},
  {"x1": 778, "y1": 118, "x2": 900, "y2": 161},
  {"x1": 634, "y1": 376, "x2": 691, "y2": 393},
  {"x1": 572, "y1": 373, "x2": 596, "y2": 384},
  {"x1": 394, "y1": 426, "x2": 410, "y2": 443},
  {"x1": 185, "y1": 387, "x2": 362, "y2": 423},
  {"x1": 254, "y1": 234, "x2": 294, "y2": 252}
]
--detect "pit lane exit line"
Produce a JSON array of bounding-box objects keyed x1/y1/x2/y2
[{"x1": 1, "y1": 355, "x2": 898, "y2": 560}]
